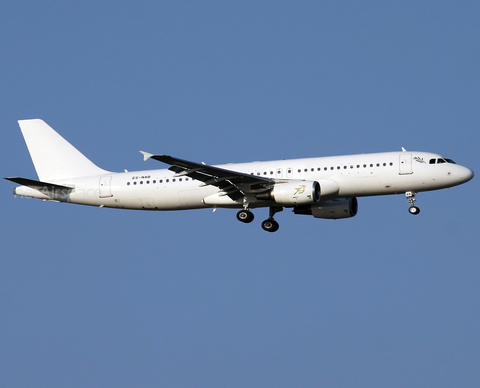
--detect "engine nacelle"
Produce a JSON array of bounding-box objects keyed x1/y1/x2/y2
[
  {"x1": 294, "y1": 198, "x2": 358, "y2": 219},
  {"x1": 257, "y1": 181, "x2": 320, "y2": 205}
]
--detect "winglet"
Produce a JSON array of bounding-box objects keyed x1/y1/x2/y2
[{"x1": 140, "y1": 151, "x2": 153, "y2": 161}]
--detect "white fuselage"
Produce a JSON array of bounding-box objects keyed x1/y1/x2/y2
[{"x1": 14, "y1": 151, "x2": 474, "y2": 211}]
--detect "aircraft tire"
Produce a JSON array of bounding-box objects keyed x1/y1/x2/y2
[
  {"x1": 408, "y1": 206, "x2": 420, "y2": 215},
  {"x1": 237, "y1": 210, "x2": 254, "y2": 223},
  {"x1": 261, "y1": 219, "x2": 279, "y2": 232}
]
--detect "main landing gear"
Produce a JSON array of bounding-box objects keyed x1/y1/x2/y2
[
  {"x1": 405, "y1": 191, "x2": 420, "y2": 215},
  {"x1": 236, "y1": 206, "x2": 283, "y2": 232},
  {"x1": 236, "y1": 209, "x2": 254, "y2": 223},
  {"x1": 261, "y1": 206, "x2": 282, "y2": 232}
]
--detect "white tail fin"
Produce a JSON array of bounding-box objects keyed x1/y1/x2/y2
[{"x1": 18, "y1": 119, "x2": 110, "y2": 181}]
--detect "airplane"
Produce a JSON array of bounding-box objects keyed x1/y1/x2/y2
[{"x1": 5, "y1": 119, "x2": 474, "y2": 232}]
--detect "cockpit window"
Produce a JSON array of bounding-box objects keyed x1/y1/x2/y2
[{"x1": 430, "y1": 158, "x2": 456, "y2": 165}]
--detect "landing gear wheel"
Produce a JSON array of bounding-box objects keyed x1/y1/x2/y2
[
  {"x1": 261, "y1": 219, "x2": 279, "y2": 232},
  {"x1": 237, "y1": 210, "x2": 254, "y2": 223},
  {"x1": 408, "y1": 206, "x2": 420, "y2": 215},
  {"x1": 405, "y1": 192, "x2": 420, "y2": 216}
]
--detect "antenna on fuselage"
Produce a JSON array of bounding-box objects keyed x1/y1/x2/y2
[{"x1": 401, "y1": 147, "x2": 407, "y2": 152}]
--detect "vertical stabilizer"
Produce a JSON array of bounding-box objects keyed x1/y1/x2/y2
[{"x1": 18, "y1": 119, "x2": 110, "y2": 181}]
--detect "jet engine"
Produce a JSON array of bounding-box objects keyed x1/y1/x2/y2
[
  {"x1": 294, "y1": 197, "x2": 358, "y2": 219},
  {"x1": 256, "y1": 180, "x2": 321, "y2": 205}
]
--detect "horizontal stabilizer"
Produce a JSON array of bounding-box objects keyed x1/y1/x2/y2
[
  {"x1": 5, "y1": 177, "x2": 73, "y2": 201},
  {"x1": 5, "y1": 177, "x2": 73, "y2": 191}
]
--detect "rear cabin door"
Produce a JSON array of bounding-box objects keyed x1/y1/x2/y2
[
  {"x1": 99, "y1": 176, "x2": 113, "y2": 197},
  {"x1": 399, "y1": 154, "x2": 413, "y2": 175}
]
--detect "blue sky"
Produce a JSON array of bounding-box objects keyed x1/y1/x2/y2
[{"x1": 1, "y1": 1, "x2": 479, "y2": 387}]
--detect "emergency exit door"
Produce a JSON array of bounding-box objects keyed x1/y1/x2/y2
[
  {"x1": 99, "y1": 176, "x2": 113, "y2": 197},
  {"x1": 399, "y1": 154, "x2": 413, "y2": 175}
]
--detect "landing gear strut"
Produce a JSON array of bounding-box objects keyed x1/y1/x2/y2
[
  {"x1": 405, "y1": 191, "x2": 420, "y2": 215},
  {"x1": 261, "y1": 206, "x2": 283, "y2": 233}
]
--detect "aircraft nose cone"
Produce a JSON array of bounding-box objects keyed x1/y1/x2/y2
[
  {"x1": 464, "y1": 167, "x2": 474, "y2": 182},
  {"x1": 460, "y1": 166, "x2": 474, "y2": 183}
]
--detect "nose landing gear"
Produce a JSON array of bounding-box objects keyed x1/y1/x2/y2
[{"x1": 405, "y1": 191, "x2": 420, "y2": 215}]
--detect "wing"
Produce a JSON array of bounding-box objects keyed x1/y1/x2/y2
[{"x1": 140, "y1": 152, "x2": 273, "y2": 200}]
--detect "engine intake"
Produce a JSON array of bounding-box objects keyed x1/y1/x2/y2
[{"x1": 294, "y1": 198, "x2": 358, "y2": 219}]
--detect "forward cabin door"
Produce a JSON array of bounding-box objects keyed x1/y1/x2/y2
[
  {"x1": 399, "y1": 154, "x2": 413, "y2": 175},
  {"x1": 99, "y1": 176, "x2": 113, "y2": 197}
]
